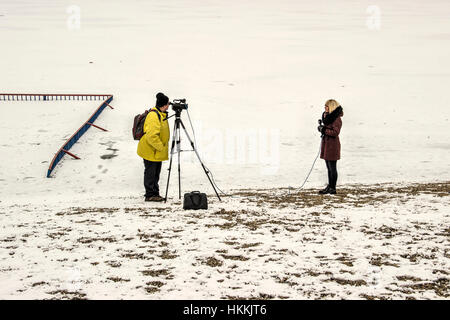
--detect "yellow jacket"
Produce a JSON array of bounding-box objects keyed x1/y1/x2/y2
[{"x1": 137, "y1": 108, "x2": 170, "y2": 161}]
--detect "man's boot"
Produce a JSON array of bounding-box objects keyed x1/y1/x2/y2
[{"x1": 145, "y1": 195, "x2": 164, "y2": 202}]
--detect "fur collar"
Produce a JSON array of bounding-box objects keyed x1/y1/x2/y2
[{"x1": 322, "y1": 106, "x2": 343, "y2": 125}]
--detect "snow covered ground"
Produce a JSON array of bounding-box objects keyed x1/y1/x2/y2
[
  {"x1": 0, "y1": 182, "x2": 448, "y2": 299},
  {"x1": 0, "y1": 0, "x2": 449, "y2": 299}
]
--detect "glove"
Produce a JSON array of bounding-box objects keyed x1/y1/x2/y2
[{"x1": 317, "y1": 125, "x2": 324, "y2": 133}]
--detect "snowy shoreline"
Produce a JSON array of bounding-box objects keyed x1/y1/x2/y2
[{"x1": 1, "y1": 181, "x2": 448, "y2": 299}]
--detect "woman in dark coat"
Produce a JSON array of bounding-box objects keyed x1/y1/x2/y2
[{"x1": 317, "y1": 99, "x2": 344, "y2": 194}]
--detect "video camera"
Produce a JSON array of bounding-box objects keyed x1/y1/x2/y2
[{"x1": 169, "y1": 99, "x2": 188, "y2": 113}]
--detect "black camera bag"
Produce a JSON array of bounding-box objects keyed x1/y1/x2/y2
[{"x1": 183, "y1": 191, "x2": 208, "y2": 210}]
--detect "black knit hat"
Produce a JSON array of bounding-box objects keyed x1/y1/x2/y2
[{"x1": 156, "y1": 92, "x2": 169, "y2": 108}]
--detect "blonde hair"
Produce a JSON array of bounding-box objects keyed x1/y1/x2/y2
[{"x1": 325, "y1": 99, "x2": 340, "y2": 113}]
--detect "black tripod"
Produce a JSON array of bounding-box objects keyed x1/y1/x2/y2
[{"x1": 164, "y1": 110, "x2": 221, "y2": 202}]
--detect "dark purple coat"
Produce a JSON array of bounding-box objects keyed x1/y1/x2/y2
[{"x1": 320, "y1": 107, "x2": 343, "y2": 161}]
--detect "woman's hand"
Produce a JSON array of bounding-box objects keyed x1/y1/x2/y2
[{"x1": 318, "y1": 125, "x2": 324, "y2": 133}]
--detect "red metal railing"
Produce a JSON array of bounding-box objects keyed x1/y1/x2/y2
[
  {"x1": 0, "y1": 93, "x2": 114, "y2": 177},
  {"x1": 0, "y1": 93, "x2": 111, "y2": 101}
]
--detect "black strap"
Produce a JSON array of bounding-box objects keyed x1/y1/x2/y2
[{"x1": 149, "y1": 109, "x2": 161, "y2": 122}]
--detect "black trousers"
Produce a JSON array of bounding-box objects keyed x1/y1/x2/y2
[
  {"x1": 325, "y1": 160, "x2": 338, "y2": 189},
  {"x1": 144, "y1": 160, "x2": 162, "y2": 197}
]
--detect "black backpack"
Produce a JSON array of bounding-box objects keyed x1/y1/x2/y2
[{"x1": 132, "y1": 109, "x2": 161, "y2": 140}]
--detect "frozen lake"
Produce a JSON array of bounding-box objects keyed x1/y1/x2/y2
[{"x1": 1, "y1": 0, "x2": 450, "y2": 201}]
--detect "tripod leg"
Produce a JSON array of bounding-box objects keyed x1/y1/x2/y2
[
  {"x1": 164, "y1": 122, "x2": 178, "y2": 202},
  {"x1": 177, "y1": 122, "x2": 182, "y2": 200},
  {"x1": 179, "y1": 120, "x2": 222, "y2": 201}
]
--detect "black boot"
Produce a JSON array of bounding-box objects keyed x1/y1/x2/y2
[
  {"x1": 319, "y1": 185, "x2": 330, "y2": 194},
  {"x1": 328, "y1": 187, "x2": 336, "y2": 195},
  {"x1": 145, "y1": 195, "x2": 164, "y2": 202}
]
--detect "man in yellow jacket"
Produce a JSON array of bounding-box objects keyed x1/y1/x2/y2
[{"x1": 137, "y1": 92, "x2": 170, "y2": 201}]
